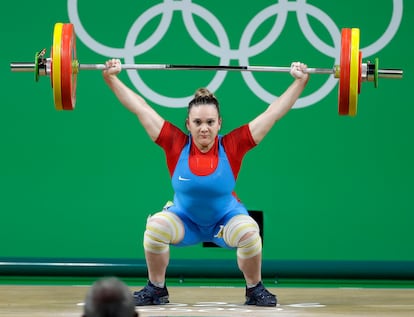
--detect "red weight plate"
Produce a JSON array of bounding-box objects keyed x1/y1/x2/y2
[
  {"x1": 338, "y1": 28, "x2": 351, "y2": 115},
  {"x1": 358, "y1": 51, "x2": 362, "y2": 94},
  {"x1": 61, "y1": 23, "x2": 77, "y2": 110}
]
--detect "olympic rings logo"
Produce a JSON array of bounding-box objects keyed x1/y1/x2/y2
[{"x1": 67, "y1": 0, "x2": 403, "y2": 109}]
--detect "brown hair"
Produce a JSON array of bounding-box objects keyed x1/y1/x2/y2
[
  {"x1": 188, "y1": 88, "x2": 220, "y2": 117},
  {"x1": 83, "y1": 277, "x2": 138, "y2": 317}
]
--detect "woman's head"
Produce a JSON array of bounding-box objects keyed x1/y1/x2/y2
[
  {"x1": 83, "y1": 277, "x2": 138, "y2": 317},
  {"x1": 186, "y1": 88, "x2": 222, "y2": 152},
  {"x1": 188, "y1": 88, "x2": 220, "y2": 116}
]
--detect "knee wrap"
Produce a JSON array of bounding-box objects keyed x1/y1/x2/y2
[
  {"x1": 222, "y1": 215, "x2": 262, "y2": 259},
  {"x1": 143, "y1": 211, "x2": 184, "y2": 254}
]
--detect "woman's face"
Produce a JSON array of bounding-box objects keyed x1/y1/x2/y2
[{"x1": 186, "y1": 104, "x2": 222, "y2": 152}]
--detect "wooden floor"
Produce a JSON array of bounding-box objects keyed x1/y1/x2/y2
[{"x1": 1, "y1": 284, "x2": 413, "y2": 316}]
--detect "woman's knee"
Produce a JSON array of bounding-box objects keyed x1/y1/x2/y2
[{"x1": 143, "y1": 211, "x2": 184, "y2": 253}]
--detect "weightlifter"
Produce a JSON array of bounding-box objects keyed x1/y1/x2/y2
[{"x1": 102, "y1": 59, "x2": 309, "y2": 307}]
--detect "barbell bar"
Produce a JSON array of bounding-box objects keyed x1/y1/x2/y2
[{"x1": 10, "y1": 22, "x2": 403, "y2": 115}]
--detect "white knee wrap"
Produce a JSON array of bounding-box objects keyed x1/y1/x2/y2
[
  {"x1": 222, "y1": 215, "x2": 262, "y2": 259},
  {"x1": 143, "y1": 211, "x2": 184, "y2": 254}
]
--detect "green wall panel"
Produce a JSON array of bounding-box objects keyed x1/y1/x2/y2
[{"x1": 1, "y1": 0, "x2": 413, "y2": 276}]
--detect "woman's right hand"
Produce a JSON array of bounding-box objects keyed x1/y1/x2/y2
[{"x1": 290, "y1": 61, "x2": 309, "y2": 81}]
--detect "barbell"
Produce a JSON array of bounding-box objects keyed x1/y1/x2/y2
[{"x1": 10, "y1": 22, "x2": 403, "y2": 115}]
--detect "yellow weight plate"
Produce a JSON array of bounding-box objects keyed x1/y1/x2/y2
[
  {"x1": 52, "y1": 23, "x2": 63, "y2": 111},
  {"x1": 348, "y1": 28, "x2": 360, "y2": 116}
]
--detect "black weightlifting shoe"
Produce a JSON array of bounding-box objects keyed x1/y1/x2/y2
[
  {"x1": 245, "y1": 281, "x2": 277, "y2": 307},
  {"x1": 133, "y1": 281, "x2": 169, "y2": 306}
]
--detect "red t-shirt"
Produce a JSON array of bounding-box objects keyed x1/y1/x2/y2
[{"x1": 155, "y1": 121, "x2": 256, "y2": 178}]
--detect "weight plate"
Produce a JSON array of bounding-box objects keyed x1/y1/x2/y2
[
  {"x1": 61, "y1": 23, "x2": 77, "y2": 110},
  {"x1": 52, "y1": 23, "x2": 63, "y2": 111},
  {"x1": 358, "y1": 51, "x2": 362, "y2": 94},
  {"x1": 338, "y1": 28, "x2": 351, "y2": 115},
  {"x1": 348, "y1": 28, "x2": 360, "y2": 116}
]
